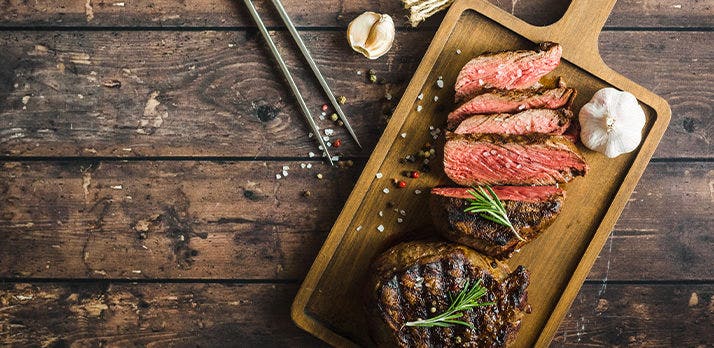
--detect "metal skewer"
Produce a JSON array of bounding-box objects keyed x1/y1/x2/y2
[
  {"x1": 268, "y1": 0, "x2": 363, "y2": 149},
  {"x1": 241, "y1": 0, "x2": 334, "y2": 165}
]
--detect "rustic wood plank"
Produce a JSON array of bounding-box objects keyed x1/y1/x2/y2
[
  {"x1": 0, "y1": 31, "x2": 710, "y2": 158},
  {"x1": 0, "y1": 282, "x2": 325, "y2": 347},
  {"x1": 0, "y1": 160, "x2": 360, "y2": 280},
  {"x1": 0, "y1": 0, "x2": 709, "y2": 28},
  {"x1": 1, "y1": 282, "x2": 711, "y2": 347},
  {"x1": 554, "y1": 284, "x2": 714, "y2": 347},
  {"x1": 1, "y1": 161, "x2": 710, "y2": 281}
]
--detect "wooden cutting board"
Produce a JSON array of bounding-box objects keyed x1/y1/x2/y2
[{"x1": 292, "y1": 0, "x2": 671, "y2": 346}]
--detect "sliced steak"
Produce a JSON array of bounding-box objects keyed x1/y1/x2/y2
[
  {"x1": 455, "y1": 42, "x2": 562, "y2": 102},
  {"x1": 454, "y1": 108, "x2": 573, "y2": 136},
  {"x1": 431, "y1": 186, "x2": 565, "y2": 259},
  {"x1": 366, "y1": 241, "x2": 529, "y2": 347},
  {"x1": 448, "y1": 84, "x2": 576, "y2": 128},
  {"x1": 443, "y1": 132, "x2": 589, "y2": 186}
]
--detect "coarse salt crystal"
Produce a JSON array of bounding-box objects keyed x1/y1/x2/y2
[
  {"x1": 282, "y1": 170, "x2": 288, "y2": 177},
  {"x1": 306, "y1": 163, "x2": 313, "y2": 169},
  {"x1": 377, "y1": 225, "x2": 385, "y2": 232},
  {"x1": 436, "y1": 79, "x2": 444, "y2": 89},
  {"x1": 324, "y1": 129, "x2": 334, "y2": 136},
  {"x1": 383, "y1": 188, "x2": 390, "y2": 194},
  {"x1": 331, "y1": 156, "x2": 339, "y2": 162},
  {"x1": 456, "y1": 49, "x2": 462, "y2": 54},
  {"x1": 356, "y1": 225, "x2": 363, "y2": 231},
  {"x1": 400, "y1": 210, "x2": 406, "y2": 216},
  {"x1": 283, "y1": 165, "x2": 289, "y2": 171},
  {"x1": 414, "y1": 190, "x2": 422, "y2": 195},
  {"x1": 276, "y1": 174, "x2": 282, "y2": 179},
  {"x1": 378, "y1": 211, "x2": 384, "y2": 217},
  {"x1": 400, "y1": 133, "x2": 407, "y2": 138},
  {"x1": 477, "y1": 69, "x2": 485, "y2": 74},
  {"x1": 376, "y1": 172, "x2": 383, "y2": 179},
  {"x1": 326, "y1": 142, "x2": 332, "y2": 147},
  {"x1": 416, "y1": 105, "x2": 423, "y2": 112},
  {"x1": 318, "y1": 145, "x2": 324, "y2": 150},
  {"x1": 433, "y1": 96, "x2": 439, "y2": 102},
  {"x1": 478, "y1": 79, "x2": 484, "y2": 86},
  {"x1": 300, "y1": 163, "x2": 306, "y2": 169},
  {"x1": 322, "y1": 136, "x2": 329, "y2": 142},
  {"x1": 309, "y1": 152, "x2": 315, "y2": 157},
  {"x1": 308, "y1": 132, "x2": 314, "y2": 138},
  {"x1": 417, "y1": 93, "x2": 423, "y2": 100},
  {"x1": 397, "y1": 218, "x2": 403, "y2": 223}
]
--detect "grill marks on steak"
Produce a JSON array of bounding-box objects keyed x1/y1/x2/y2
[
  {"x1": 455, "y1": 42, "x2": 562, "y2": 102},
  {"x1": 454, "y1": 108, "x2": 573, "y2": 136},
  {"x1": 443, "y1": 133, "x2": 589, "y2": 186},
  {"x1": 367, "y1": 242, "x2": 530, "y2": 347},
  {"x1": 431, "y1": 187, "x2": 565, "y2": 259},
  {"x1": 448, "y1": 85, "x2": 576, "y2": 128}
]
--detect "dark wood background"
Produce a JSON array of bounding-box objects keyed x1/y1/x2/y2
[{"x1": 0, "y1": 0, "x2": 711, "y2": 346}]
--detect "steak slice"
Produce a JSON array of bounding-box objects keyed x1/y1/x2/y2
[
  {"x1": 455, "y1": 42, "x2": 562, "y2": 102},
  {"x1": 454, "y1": 108, "x2": 573, "y2": 136},
  {"x1": 448, "y1": 84, "x2": 576, "y2": 129},
  {"x1": 443, "y1": 132, "x2": 589, "y2": 186},
  {"x1": 366, "y1": 241, "x2": 529, "y2": 347},
  {"x1": 431, "y1": 186, "x2": 565, "y2": 259}
]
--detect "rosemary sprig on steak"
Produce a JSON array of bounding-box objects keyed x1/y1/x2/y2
[
  {"x1": 464, "y1": 185, "x2": 526, "y2": 241},
  {"x1": 405, "y1": 279, "x2": 494, "y2": 328}
]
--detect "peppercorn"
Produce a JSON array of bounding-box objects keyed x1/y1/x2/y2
[
  {"x1": 321, "y1": 104, "x2": 329, "y2": 112},
  {"x1": 337, "y1": 95, "x2": 347, "y2": 104},
  {"x1": 333, "y1": 139, "x2": 342, "y2": 148},
  {"x1": 397, "y1": 181, "x2": 407, "y2": 188},
  {"x1": 411, "y1": 171, "x2": 420, "y2": 179},
  {"x1": 330, "y1": 113, "x2": 338, "y2": 121}
]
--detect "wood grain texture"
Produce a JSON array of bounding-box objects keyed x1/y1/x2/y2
[
  {"x1": 1, "y1": 282, "x2": 711, "y2": 347},
  {"x1": 553, "y1": 284, "x2": 714, "y2": 347},
  {"x1": 0, "y1": 31, "x2": 710, "y2": 158},
  {"x1": 0, "y1": 282, "x2": 325, "y2": 347},
  {"x1": 0, "y1": 0, "x2": 710, "y2": 28},
  {"x1": 0, "y1": 161, "x2": 710, "y2": 281},
  {"x1": 0, "y1": 160, "x2": 359, "y2": 280}
]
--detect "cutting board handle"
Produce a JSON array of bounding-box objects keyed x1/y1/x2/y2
[{"x1": 546, "y1": 0, "x2": 618, "y2": 56}]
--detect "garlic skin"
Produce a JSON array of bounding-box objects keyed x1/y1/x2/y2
[
  {"x1": 579, "y1": 88, "x2": 646, "y2": 158},
  {"x1": 347, "y1": 12, "x2": 395, "y2": 60}
]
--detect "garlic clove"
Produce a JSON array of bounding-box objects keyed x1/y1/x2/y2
[{"x1": 347, "y1": 12, "x2": 395, "y2": 60}]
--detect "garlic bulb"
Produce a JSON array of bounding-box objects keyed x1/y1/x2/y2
[
  {"x1": 347, "y1": 12, "x2": 395, "y2": 60},
  {"x1": 579, "y1": 88, "x2": 646, "y2": 158}
]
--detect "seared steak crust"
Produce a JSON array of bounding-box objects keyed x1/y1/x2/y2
[
  {"x1": 366, "y1": 241, "x2": 530, "y2": 348},
  {"x1": 430, "y1": 187, "x2": 565, "y2": 259},
  {"x1": 443, "y1": 132, "x2": 589, "y2": 186}
]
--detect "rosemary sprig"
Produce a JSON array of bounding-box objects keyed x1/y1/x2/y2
[
  {"x1": 405, "y1": 279, "x2": 494, "y2": 328},
  {"x1": 465, "y1": 185, "x2": 525, "y2": 242}
]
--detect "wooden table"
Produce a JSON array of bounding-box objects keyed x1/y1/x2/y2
[{"x1": 0, "y1": 0, "x2": 711, "y2": 346}]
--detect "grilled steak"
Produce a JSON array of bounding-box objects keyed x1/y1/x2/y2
[
  {"x1": 443, "y1": 132, "x2": 589, "y2": 186},
  {"x1": 453, "y1": 108, "x2": 573, "y2": 136},
  {"x1": 455, "y1": 42, "x2": 562, "y2": 102},
  {"x1": 447, "y1": 84, "x2": 576, "y2": 129},
  {"x1": 431, "y1": 186, "x2": 565, "y2": 259},
  {"x1": 366, "y1": 241, "x2": 530, "y2": 347}
]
